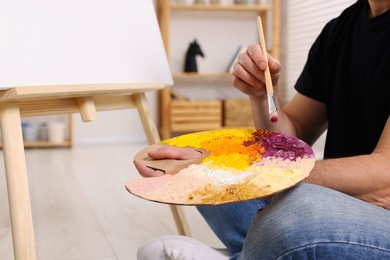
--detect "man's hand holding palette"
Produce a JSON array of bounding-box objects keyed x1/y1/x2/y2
[{"x1": 126, "y1": 129, "x2": 315, "y2": 205}]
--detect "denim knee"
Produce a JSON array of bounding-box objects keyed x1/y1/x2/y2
[{"x1": 241, "y1": 183, "x2": 390, "y2": 260}]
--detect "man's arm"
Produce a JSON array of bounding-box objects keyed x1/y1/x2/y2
[
  {"x1": 305, "y1": 116, "x2": 390, "y2": 209},
  {"x1": 283, "y1": 94, "x2": 390, "y2": 209}
]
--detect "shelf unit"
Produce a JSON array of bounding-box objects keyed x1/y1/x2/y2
[
  {"x1": 0, "y1": 114, "x2": 73, "y2": 149},
  {"x1": 156, "y1": 0, "x2": 280, "y2": 139}
]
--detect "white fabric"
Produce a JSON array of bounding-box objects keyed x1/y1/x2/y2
[{"x1": 137, "y1": 235, "x2": 230, "y2": 260}]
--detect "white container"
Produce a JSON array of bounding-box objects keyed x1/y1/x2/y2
[
  {"x1": 254, "y1": 0, "x2": 270, "y2": 5},
  {"x1": 47, "y1": 122, "x2": 66, "y2": 143},
  {"x1": 22, "y1": 123, "x2": 40, "y2": 142},
  {"x1": 39, "y1": 123, "x2": 48, "y2": 141}
]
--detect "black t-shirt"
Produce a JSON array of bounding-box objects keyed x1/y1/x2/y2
[{"x1": 295, "y1": 0, "x2": 390, "y2": 158}]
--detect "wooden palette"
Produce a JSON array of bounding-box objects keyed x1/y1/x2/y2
[{"x1": 126, "y1": 129, "x2": 315, "y2": 205}]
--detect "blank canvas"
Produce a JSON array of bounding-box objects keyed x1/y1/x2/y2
[{"x1": 0, "y1": 0, "x2": 173, "y2": 89}]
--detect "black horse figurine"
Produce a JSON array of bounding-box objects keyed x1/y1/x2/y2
[{"x1": 184, "y1": 39, "x2": 205, "y2": 73}]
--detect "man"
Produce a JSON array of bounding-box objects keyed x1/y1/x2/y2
[{"x1": 136, "y1": 0, "x2": 390, "y2": 258}]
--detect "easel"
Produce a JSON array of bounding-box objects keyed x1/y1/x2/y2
[
  {"x1": 0, "y1": 0, "x2": 191, "y2": 258},
  {"x1": 0, "y1": 83, "x2": 191, "y2": 259}
]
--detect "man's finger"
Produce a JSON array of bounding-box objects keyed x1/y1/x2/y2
[
  {"x1": 134, "y1": 161, "x2": 165, "y2": 178},
  {"x1": 148, "y1": 146, "x2": 201, "y2": 160}
]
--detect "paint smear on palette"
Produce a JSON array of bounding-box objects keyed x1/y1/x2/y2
[{"x1": 126, "y1": 129, "x2": 315, "y2": 205}]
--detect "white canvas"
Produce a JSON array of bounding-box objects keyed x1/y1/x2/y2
[{"x1": 0, "y1": 0, "x2": 173, "y2": 89}]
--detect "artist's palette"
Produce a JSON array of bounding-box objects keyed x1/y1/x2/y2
[{"x1": 126, "y1": 129, "x2": 315, "y2": 205}]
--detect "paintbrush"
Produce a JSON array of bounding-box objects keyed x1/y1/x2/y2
[{"x1": 257, "y1": 16, "x2": 278, "y2": 123}]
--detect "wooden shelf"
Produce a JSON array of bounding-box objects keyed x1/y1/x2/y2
[
  {"x1": 0, "y1": 114, "x2": 73, "y2": 149},
  {"x1": 170, "y1": 3, "x2": 272, "y2": 12},
  {"x1": 157, "y1": 0, "x2": 280, "y2": 139},
  {"x1": 24, "y1": 141, "x2": 71, "y2": 148},
  {"x1": 0, "y1": 141, "x2": 71, "y2": 149}
]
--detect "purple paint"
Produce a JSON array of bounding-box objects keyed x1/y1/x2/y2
[{"x1": 244, "y1": 130, "x2": 314, "y2": 161}]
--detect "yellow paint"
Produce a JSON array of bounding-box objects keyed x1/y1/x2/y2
[{"x1": 163, "y1": 129, "x2": 265, "y2": 171}]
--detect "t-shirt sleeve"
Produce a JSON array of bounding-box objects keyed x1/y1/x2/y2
[{"x1": 294, "y1": 25, "x2": 328, "y2": 103}]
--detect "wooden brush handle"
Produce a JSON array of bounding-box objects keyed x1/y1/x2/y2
[{"x1": 257, "y1": 16, "x2": 274, "y2": 94}]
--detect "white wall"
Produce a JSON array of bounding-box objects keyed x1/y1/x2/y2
[{"x1": 281, "y1": 0, "x2": 357, "y2": 101}]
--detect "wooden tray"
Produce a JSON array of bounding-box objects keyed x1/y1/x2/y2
[{"x1": 126, "y1": 129, "x2": 315, "y2": 205}]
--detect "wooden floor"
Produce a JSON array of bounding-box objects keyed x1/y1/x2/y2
[{"x1": 0, "y1": 143, "x2": 224, "y2": 260}]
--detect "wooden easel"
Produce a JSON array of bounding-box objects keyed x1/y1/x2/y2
[{"x1": 0, "y1": 83, "x2": 191, "y2": 260}]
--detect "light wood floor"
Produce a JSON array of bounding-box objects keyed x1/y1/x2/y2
[{"x1": 0, "y1": 143, "x2": 224, "y2": 260}]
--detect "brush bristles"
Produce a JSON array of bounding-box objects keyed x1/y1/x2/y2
[{"x1": 267, "y1": 93, "x2": 278, "y2": 123}]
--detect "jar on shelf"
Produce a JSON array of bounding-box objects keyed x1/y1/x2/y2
[
  {"x1": 254, "y1": 0, "x2": 271, "y2": 4},
  {"x1": 47, "y1": 122, "x2": 66, "y2": 143},
  {"x1": 39, "y1": 122, "x2": 48, "y2": 141},
  {"x1": 22, "y1": 122, "x2": 40, "y2": 142},
  {"x1": 172, "y1": 0, "x2": 194, "y2": 4},
  {"x1": 234, "y1": 0, "x2": 249, "y2": 4}
]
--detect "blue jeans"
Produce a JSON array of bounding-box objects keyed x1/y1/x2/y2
[
  {"x1": 197, "y1": 184, "x2": 390, "y2": 260},
  {"x1": 197, "y1": 196, "x2": 269, "y2": 259}
]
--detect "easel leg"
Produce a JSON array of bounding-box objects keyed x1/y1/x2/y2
[
  {"x1": 0, "y1": 102, "x2": 37, "y2": 260},
  {"x1": 133, "y1": 93, "x2": 191, "y2": 236},
  {"x1": 132, "y1": 93, "x2": 161, "y2": 145},
  {"x1": 168, "y1": 205, "x2": 191, "y2": 236}
]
